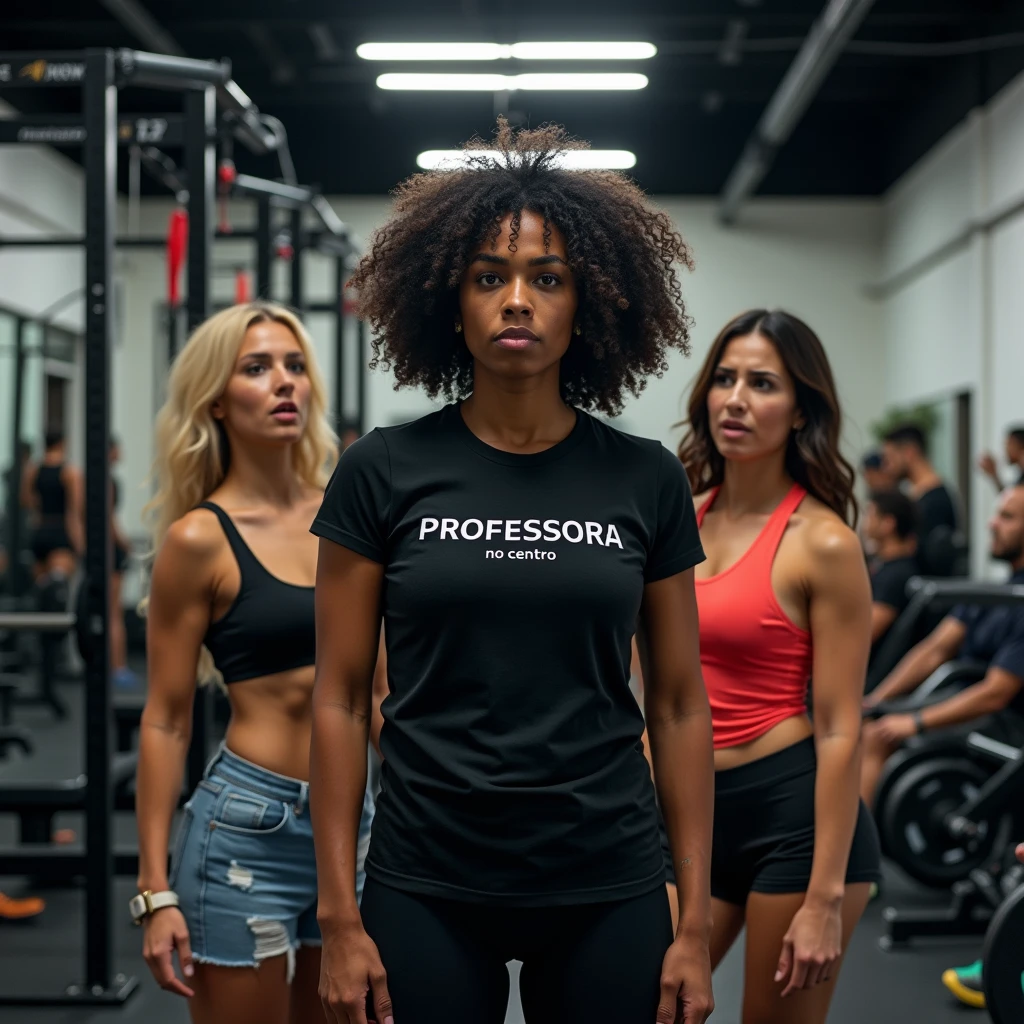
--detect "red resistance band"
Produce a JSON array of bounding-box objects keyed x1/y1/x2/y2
[
  {"x1": 167, "y1": 207, "x2": 188, "y2": 308},
  {"x1": 234, "y1": 268, "x2": 252, "y2": 305}
]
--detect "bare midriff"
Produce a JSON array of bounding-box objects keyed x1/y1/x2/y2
[
  {"x1": 221, "y1": 664, "x2": 316, "y2": 780},
  {"x1": 713, "y1": 712, "x2": 813, "y2": 772}
]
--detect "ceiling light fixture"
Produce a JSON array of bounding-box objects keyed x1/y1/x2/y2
[
  {"x1": 416, "y1": 149, "x2": 637, "y2": 170},
  {"x1": 377, "y1": 73, "x2": 648, "y2": 91},
  {"x1": 357, "y1": 42, "x2": 657, "y2": 61}
]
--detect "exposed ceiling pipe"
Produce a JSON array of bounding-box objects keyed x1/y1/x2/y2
[
  {"x1": 97, "y1": 0, "x2": 186, "y2": 57},
  {"x1": 718, "y1": 0, "x2": 877, "y2": 225}
]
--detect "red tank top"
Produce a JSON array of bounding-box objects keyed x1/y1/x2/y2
[{"x1": 696, "y1": 483, "x2": 813, "y2": 749}]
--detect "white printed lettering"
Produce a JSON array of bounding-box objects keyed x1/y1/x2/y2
[
  {"x1": 585, "y1": 522, "x2": 604, "y2": 545},
  {"x1": 419, "y1": 517, "x2": 439, "y2": 540},
  {"x1": 523, "y1": 519, "x2": 542, "y2": 541},
  {"x1": 440, "y1": 518, "x2": 459, "y2": 540},
  {"x1": 605, "y1": 524, "x2": 624, "y2": 549},
  {"x1": 485, "y1": 549, "x2": 498, "y2": 559},
  {"x1": 505, "y1": 520, "x2": 521, "y2": 541},
  {"x1": 461, "y1": 519, "x2": 483, "y2": 540},
  {"x1": 486, "y1": 519, "x2": 503, "y2": 540},
  {"x1": 562, "y1": 521, "x2": 584, "y2": 543},
  {"x1": 543, "y1": 520, "x2": 561, "y2": 542}
]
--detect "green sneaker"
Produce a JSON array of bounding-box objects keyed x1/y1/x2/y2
[{"x1": 941, "y1": 959, "x2": 986, "y2": 1009}]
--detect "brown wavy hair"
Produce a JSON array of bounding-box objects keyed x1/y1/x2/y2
[{"x1": 676, "y1": 309, "x2": 857, "y2": 526}]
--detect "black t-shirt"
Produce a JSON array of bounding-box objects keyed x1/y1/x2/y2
[
  {"x1": 915, "y1": 483, "x2": 959, "y2": 541},
  {"x1": 951, "y1": 569, "x2": 1024, "y2": 713},
  {"x1": 312, "y1": 404, "x2": 704, "y2": 906},
  {"x1": 870, "y1": 555, "x2": 919, "y2": 661}
]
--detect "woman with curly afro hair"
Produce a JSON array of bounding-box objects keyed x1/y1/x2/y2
[{"x1": 309, "y1": 120, "x2": 714, "y2": 1024}]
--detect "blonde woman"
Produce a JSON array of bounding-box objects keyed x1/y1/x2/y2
[{"x1": 134, "y1": 303, "x2": 380, "y2": 1024}]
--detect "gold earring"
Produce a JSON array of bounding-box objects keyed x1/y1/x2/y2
[
  {"x1": 574, "y1": 325, "x2": 581, "y2": 336},
  {"x1": 455, "y1": 323, "x2": 463, "y2": 334}
]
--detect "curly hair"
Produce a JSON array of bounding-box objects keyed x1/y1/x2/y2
[{"x1": 349, "y1": 119, "x2": 695, "y2": 416}]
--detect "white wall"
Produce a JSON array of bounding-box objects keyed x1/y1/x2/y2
[
  {"x1": 879, "y1": 70, "x2": 1024, "y2": 575},
  {"x1": 0, "y1": 137, "x2": 87, "y2": 488}
]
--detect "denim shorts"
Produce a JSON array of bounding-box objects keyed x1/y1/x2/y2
[{"x1": 169, "y1": 746, "x2": 375, "y2": 975}]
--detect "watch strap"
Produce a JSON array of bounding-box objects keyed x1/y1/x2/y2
[{"x1": 130, "y1": 889, "x2": 179, "y2": 924}]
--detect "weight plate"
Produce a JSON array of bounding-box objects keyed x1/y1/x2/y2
[
  {"x1": 873, "y1": 740, "x2": 974, "y2": 855},
  {"x1": 881, "y1": 757, "x2": 1005, "y2": 888},
  {"x1": 983, "y1": 884, "x2": 1024, "y2": 1024}
]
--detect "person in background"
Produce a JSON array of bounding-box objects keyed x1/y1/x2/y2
[
  {"x1": 135, "y1": 302, "x2": 381, "y2": 1021},
  {"x1": 978, "y1": 424, "x2": 1024, "y2": 492},
  {"x1": 881, "y1": 424, "x2": 960, "y2": 545},
  {"x1": 20, "y1": 430, "x2": 84, "y2": 585},
  {"x1": 109, "y1": 437, "x2": 137, "y2": 690},
  {"x1": 861, "y1": 484, "x2": 1024, "y2": 807},
  {"x1": 862, "y1": 490, "x2": 920, "y2": 670},
  {"x1": 860, "y1": 451, "x2": 895, "y2": 496}
]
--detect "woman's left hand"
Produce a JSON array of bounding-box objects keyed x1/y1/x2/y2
[
  {"x1": 658, "y1": 933, "x2": 714, "y2": 1023},
  {"x1": 775, "y1": 897, "x2": 843, "y2": 997}
]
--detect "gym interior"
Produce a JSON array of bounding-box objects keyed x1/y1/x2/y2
[{"x1": 1, "y1": 2, "x2": 1024, "y2": 1022}]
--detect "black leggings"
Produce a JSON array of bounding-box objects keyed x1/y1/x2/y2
[{"x1": 360, "y1": 877, "x2": 672, "y2": 1023}]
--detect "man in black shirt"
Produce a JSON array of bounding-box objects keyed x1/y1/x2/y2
[
  {"x1": 882, "y1": 423, "x2": 960, "y2": 561},
  {"x1": 860, "y1": 484, "x2": 1024, "y2": 806},
  {"x1": 978, "y1": 424, "x2": 1024, "y2": 492},
  {"x1": 863, "y1": 490, "x2": 920, "y2": 666}
]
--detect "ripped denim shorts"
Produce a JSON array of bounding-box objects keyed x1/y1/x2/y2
[{"x1": 169, "y1": 746, "x2": 375, "y2": 975}]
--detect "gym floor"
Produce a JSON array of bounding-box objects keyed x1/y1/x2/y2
[{"x1": 0, "y1": 678, "x2": 988, "y2": 1023}]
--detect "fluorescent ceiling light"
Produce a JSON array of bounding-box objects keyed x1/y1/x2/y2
[
  {"x1": 357, "y1": 42, "x2": 657, "y2": 62},
  {"x1": 416, "y1": 150, "x2": 637, "y2": 170},
  {"x1": 511, "y1": 42, "x2": 656, "y2": 60},
  {"x1": 377, "y1": 73, "x2": 648, "y2": 91},
  {"x1": 357, "y1": 43, "x2": 506, "y2": 61}
]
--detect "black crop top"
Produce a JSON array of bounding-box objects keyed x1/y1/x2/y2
[{"x1": 198, "y1": 502, "x2": 316, "y2": 684}]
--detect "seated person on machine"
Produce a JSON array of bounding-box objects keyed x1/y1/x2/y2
[
  {"x1": 863, "y1": 489, "x2": 920, "y2": 667},
  {"x1": 860, "y1": 483, "x2": 1024, "y2": 808}
]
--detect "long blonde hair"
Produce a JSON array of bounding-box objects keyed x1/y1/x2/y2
[{"x1": 143, "y1": 301, "x2": 337, "y2": 684}]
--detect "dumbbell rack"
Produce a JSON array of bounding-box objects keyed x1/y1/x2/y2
[{"x1": 881, "y1": 734, "x2": 1024, "y2": 949}]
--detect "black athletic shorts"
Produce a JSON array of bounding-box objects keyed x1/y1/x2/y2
[
  {"x1": 662, "y1": 737, "x2": 881, "y2": 905},
  {"x1": 31, "y1": 523, "x2": 72, "y2": 562},
  {"x1": 360, "y1": 877, "x2": 672, "y2": 1023}
]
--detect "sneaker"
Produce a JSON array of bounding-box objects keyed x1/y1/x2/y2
[
  {"x1": 941, "y1": 959, "x2": 986, "y2": 1009},
  {"x1": 0, "y1": 892, "x2": 45, "y2": 920},
  {"x1": 112, "y1": 667, "x2": 139, "y2": 690}
]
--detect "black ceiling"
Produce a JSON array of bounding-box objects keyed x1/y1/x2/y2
[{"x1": 3, "y1": 0, "x2": 1024, "y2": 198}]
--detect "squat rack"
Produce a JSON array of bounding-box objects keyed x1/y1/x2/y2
[{"x1": 0, "y1": 47, "x2": 348, "y2": 1006}]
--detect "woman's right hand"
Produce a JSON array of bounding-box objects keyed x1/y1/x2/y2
[
  {"x1": 142, "y1": 907, "x2": 195, "y2": 998},
  {"x1": 319, "y1": 922, "x2": 394, "y2": 1024}
]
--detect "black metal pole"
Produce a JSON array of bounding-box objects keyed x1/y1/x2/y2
[
  {"x1": 185, "y1": 86, "x2": 215, "y2": 333},
  {"x1": 357, "y1": 318, "x2": 368, "y2": 436},
  {"x1": 184, "y1": 84, "x2": 216, "y2": 788},
  {"x1": 333, "y1": 258, "x2": 345, "y2": 428},
  {"x1": 289, "y1": 206, "x2": 304, "y2": 315},
  {"x1": 7, "y1": 318, "x2": 27, "y2": 597},
  {"x1": 82, "y1": 46, "x2": 116, "y2": 995},
  {"x1": 256, "y1": 196, "x2": 271, "y2": 300}
]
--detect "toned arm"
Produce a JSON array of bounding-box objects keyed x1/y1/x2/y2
[
  {"x1": 804, "y1": 520, "x2": 873, "y2": 906},
  {"x1": 310, "y1": 540, "x2": 384, "y2": 928},
  {"x1": 136, "y1": 512, "x2": 218, "y2": 893},
  {"x1": 638, "y1": 568, "x2": 714, "y2": 938}
]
